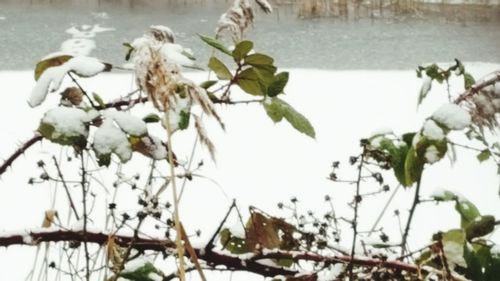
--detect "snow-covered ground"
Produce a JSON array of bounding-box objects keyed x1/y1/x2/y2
[{"x1": 0, "y1": 65, "x2": 499, "y2": 280}]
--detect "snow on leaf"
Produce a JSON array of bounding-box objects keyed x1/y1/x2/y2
[
  {"x1": 442, "y1": 229, "x2": 467, "y2": 268},
  {"x1": 422, "y1": 120, "x2": 445, "y2": 140},
  {"x1": 432, "y1": 103, "x2": 471, "y2": 130},
  {"x1": 418, "y1": 75, "x2": 432, "y2": 106},
  {"x1": 29, "y1": 56, "x2": 110, "y2": 107},
  {"x1": 38, "y1": 107, "x2": 91, "y2": 147},
  {"x1": 105, "y1": 109, "x2": 148, "y2": 136},
  {"x1": 92, "y1": 119, "x2": 132, "y2": 166},
  {"x1": 424, "y1": 145, "x2": 440, "y2": 164}
]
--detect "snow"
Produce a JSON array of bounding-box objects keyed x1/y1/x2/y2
[
  {"x1": 61, "y1": 38, "x2": 96, "y2": 57},
  {"x1": 228, "y1": 222, "x2": 246, "y2": 239},
  {"x1": 92, "y1": 119, "x2": 133, "y2": 162},
  {"x1": 148, "y1": 272, "x2": 163, "y2": 281},
  {"x1": 41, "y1": 107, "x2": 91, "y2": 138},
  {"x1": 370, "y1": 127, "x2": 393, "y2": 137},
  {"x1": 2, "y1": 64, "x2": 500, "y2": 280},
  {"x1": 143, "y1": 135, "x2": 168, "y2": 160},
  {"x1": 443, "y1": 241, "x2": 467, "y2": 268},
  {"x1": 432, "y1": 103, "x2": 471, "y2": 130},
  {"x1": 422, "y1": 120, "x2": 445, "y2": 140},
  {"x1": 122, "y1": 256, "x2": 152, "y2": 273},
  {"x1": 161, "y1": 43, "x2": 196, "y2": 67},
  {"x1": 105, "y1": 109, "x2": 148, "y2": 136},
  {"x1": 28, "y1": 56, "x2": 107, "y2": 107},
  {"x1": 420, "y1": 75, "x2": 432, "y2": 96},
  {"x1": 424, "y1": 145, "x2": 440, "y2": 163},
  {"x1": 317, "y1": 263, "x2": 344, "y2": 281}
]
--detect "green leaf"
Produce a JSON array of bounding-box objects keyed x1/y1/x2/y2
[
  {"x1": 403, "y1": 147, "x2": 424, "y2": 187},
  {"x1": 143, "y1": 113, "x2": 161, "y2": 123},
  {"x1": 477, "y1": 150, "x2": 491, "y2": 163},
  {"x1": 199, "y1": 80, "x2": 218, "y2": 89},
  {"x1": 232, "y1": 40, "x2": 253, "y2": 62},
  {"x1": 464, "y1": 72, "x2": 476, "y2": 90},
  {"x1": 178, "y1": 111, "x2": 190, "y2": 130},
  {"x1": 267, "y1": 72, "x2": 289, "y2": 97},
  {"x1": 219, "y1": 228, "x2": 250, "y2": 254},
  {"x1": 457, "y1": 200, "x2": 481, "y2": 228},
  {"x1": 237, "y1": 67, "x2": 264, "y2": 96},
  {"x1": 441, "y1": 229, "x2": 467, "y2": 268},
  {"x1": 120, "y1": 262, "x2": 163, "y2": 281},
  {"x1": 34, "y1": 55, "x2": 73, "y2": 80},
  {"x1": 263, "y1": 97, "x2": 315, "y2": 138},
  {"x1": 181, "y1": 50, "x2": 196, "y2": 61},
  {"x1": 92, "y1": 93, "x2": 106, "y2": 108},
  {"x1": 244, "y1": 53, "x2": 274, "y2": 66},
  {"x1": 208, "y1": 57, "x2": 232, "y2": 80},
  {"x1": 466, "y1": 215, "x2": 496, "y2": 241},
  {"x1": 198, "y1": 34, "x2": 232, "y2": 56},
  {"x1": 123, "y1": 42, "x2": 135, "y2": 61}
]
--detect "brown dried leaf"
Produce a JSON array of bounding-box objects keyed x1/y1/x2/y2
[
  {"x1": 61, "y1": 87, "x2": 83, "y2": 105},
  {"x1": 193, "y1": 115, "x2": 216, "y2": 161},
  {"x1": 42, "y1": 210, "x2": 58, "y2": 228}
]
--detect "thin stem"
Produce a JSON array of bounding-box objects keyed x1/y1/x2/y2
[
  {"x1": 368, "y1": 184, "x2": 401, "y2": 235},
  {"x1": 52, "y1": 156, "x2": 80, "y2": 220},
  {"x1": 164, "y1": 112, "x2": 186, "y2": 281},
  {"x1": 79, "y1": 151, "x2": 90, "y2": 281},
  {"x1": 401, "y1": 175, "x2": 423, "y2": 257},
  {"x1": 348, "y1": 148, "x2": 366, "y2": 280},
  {"x1": 68, "y1": 73, "x2": 97, "y2": 109}
]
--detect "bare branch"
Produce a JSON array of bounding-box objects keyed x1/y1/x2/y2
[{"x1": 0, "y1": 134, "x2": 43, "y2": 177}]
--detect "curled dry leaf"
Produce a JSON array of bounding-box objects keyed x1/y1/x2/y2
[{"x1": 42, "y1": 210, "x2": 58, "y2": 228}]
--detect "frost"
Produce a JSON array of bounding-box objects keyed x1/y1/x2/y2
[
  {"x1": 29, "y1": 56, "x2": 107, "y2": 107},
  {"x1": 93, "y1": 120, "x2": 132, "y2": 162},
  {"x1": 105, "y1": 109, "x2": 148, "y2": 136},
  {"x1": 432, "y1": 103, "x2": 471, "y2": 130},
  {"x1": 424, "y1": 145, "x2": 440, "y2": 163},
  {"x1": 422, "y1": 120, "x2": 445, "y2": 140},
  {"x1": 41, "y1": 107, "x2": 91, "y2": 138}
]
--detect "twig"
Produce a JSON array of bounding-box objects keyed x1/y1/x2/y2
[
  {"x1": 348, "y1": 147, "x2": 366, "y2": 280},
  {"x1": 401, "y1": 175, "x2": 423, "y2": 257},
  {"x1": 0, "y1": 134, "x2": 43, "y2": 176},
  {"x1": 52, "y1": 156, "x2": 80, "y2": 220},
  {"x1": 79, "y1": 151, "x2": 91, "y2": 281},
  {"x1": 454, "y1": 71, "x2": 500, "y2": 104},
  {"x1": 205, "y1": 200, "x2": 237, "y2": 251},
  {"x1": 68, "y1": 73, "x2": 97, "y2": 109},
  {"x1": 368, "y1": 184, "x2": 401, "y2": 235}
]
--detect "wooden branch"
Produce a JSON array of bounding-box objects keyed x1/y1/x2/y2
[
  {"x1": 0, "y1": 134, "x2": 43, "y2": 177},
  {"x1": 454, "y1": 71, "x2": 500, "y2": 104},
  {"x1": 0, "y1": 229, "x2": 427, "y2": 278}
]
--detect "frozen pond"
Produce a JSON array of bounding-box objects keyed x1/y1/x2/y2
[{"x1": 0, "y1": 0, "x2": 499, "y2": 70}]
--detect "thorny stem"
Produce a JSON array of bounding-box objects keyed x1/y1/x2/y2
[
  {"x1": 110, "y1": 218, "x2": 146, "y2": 281},
  {"x1": 79, "y1": 151, "x2": 91, "y2": 281},
  {"x1": 454, "y1": 71, "x2": 500, "y2": 104},
  {"x1": 52, "y1": 156, "x2": 80, "y2": 220},
  {"x1": 0, "y1": 134, "x2": 43, "y2": 176},
  {"x1": 401, "y1": 174, "x2": 423, "y2": 257},
  {"x1": 164, "y1": 112, "x2": 186, "y2": 281},
  {"x1": 0, "y1": 229, "x2": 436, "y2": 278},
  {"x1": 348, "y1": 147, "x2": 366, "y2": 280}
]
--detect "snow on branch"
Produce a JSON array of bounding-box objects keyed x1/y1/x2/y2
[{"x1": 0, "y1": 229, "x2": 427, "y2": 278}]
